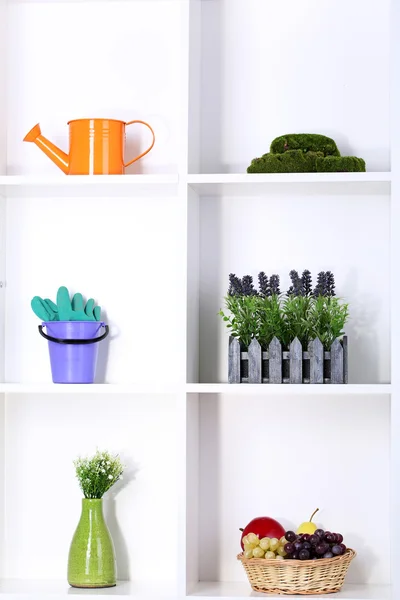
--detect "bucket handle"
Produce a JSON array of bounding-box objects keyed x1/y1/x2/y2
[
  {"x1": 124, "y1": 120, "x2": 155, "y2": 167},
  {"x1": 38, "y1": 323, "x2": 109, "y2": 345}
]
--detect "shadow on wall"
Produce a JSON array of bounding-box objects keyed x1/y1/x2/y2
[
  {"x1": 103, "y1": 459, "x2": 140, "y2": 580},
  {"x1": 95, "y1": 308, "x2": 113, "y2": 383},
  {"x1": 343, "y1": 267, "x2": 387, "y2": 384},
  {"x1": 199, "y1": 199, "x2": 223, "y2": 383},
  {"x1": 199, "y1": 395, "x2": 221, "y2": 581},
  {"x1": 200, "y1": 0, "x2": 223, "y2": 173}
]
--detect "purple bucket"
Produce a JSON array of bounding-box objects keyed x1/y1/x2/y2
[{"x1": 39, "y1": 321, "x2": 109, "y2": 384}]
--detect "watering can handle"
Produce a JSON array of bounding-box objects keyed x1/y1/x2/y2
[{"x1": 124, "y1": 120, "x2": 156, "y2": 167}]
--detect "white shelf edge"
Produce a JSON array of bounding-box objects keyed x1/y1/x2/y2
[
  {"x1": 185, "y1": 384, "x2": 392, "y2": 395},
  {"x1": 0, "y1": 579, "x2": 176, "y2": 598},
  {"x1": 187, "y1": 581, "x2": 390, "y2": 600},
  {"x1": 0, "y1": 384, "x2": 391, "y2": 395},
  {"x1": 0, "y1": 383, "x2": 180, "y2": 394},
  {"x1": 187, "y1": 173, "x2": 392, "y2": 184},
  {"x1": 0, "y1": 174, "x2": 179, "y2": 187}
]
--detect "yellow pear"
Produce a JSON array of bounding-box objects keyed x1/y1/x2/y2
[{"x1": 297, "y1": 508, "x2": 319, "y2": 534}]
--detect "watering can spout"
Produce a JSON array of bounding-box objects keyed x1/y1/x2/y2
[{"x1": 23, "y1": 124, "x2": 69, "y2": 174}]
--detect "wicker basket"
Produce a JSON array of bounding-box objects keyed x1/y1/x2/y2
[{"x1": 237, "y1": 549, "x2": 356, "y2": 595}]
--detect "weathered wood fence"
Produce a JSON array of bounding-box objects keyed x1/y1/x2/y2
[{"x1": 229, "y1": 336, "x2": 348, "y2": 384}]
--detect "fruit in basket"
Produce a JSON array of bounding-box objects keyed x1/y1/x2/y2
[
  {"x1": 284, "y1": 542, "x2": 294, "y2": 554},
  {"x1": 315, "y1": 543, "x2": 328, "y2": 555},
  {"x1": 269, "y1": 538, "x2": 279, "y2": 551},
  {"x1": 297, "y1": 508, "x2": 320, "y2": 534},
  {"x1": 277, "y1": 545, "x2": 287, "y2": 557},
  {"x1": 240, "y1": 517, "x2": 285, "y2": 549},
  {"x1": 246, "y1": 533, "x2": 260, "y2": 546},
  {"x1": 241, "y1": 524, "x2": 349, "y2": 562},
  {"x1": 285, "y1": 531, "x2": 297, "y2": 543},
  {"x1": 281, "y1": 527, "x2": 348, "y2": 560},
  {"x1": 252, "y1": 546, "x2": 265, "y2": 558},
  {"x1": 259, "y1": 537, "x2": 270, "y2": 551}
]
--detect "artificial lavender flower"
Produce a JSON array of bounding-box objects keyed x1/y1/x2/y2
[
  {"x1": 258, "y1": 271, "x2": 271, "y2": 297},
  {"x1": 313, "y1": 271, "x2": 327, "y2": 297},
  {"x1": 302, "y1": 270, "x2": 313, "y2": 296},
  {"x1": 228, "y1": 273, "x2": 243, "y2": 296},
  {"x1": 269, "y1": 274, "x2": 281, "y2": 295},
  {"x1": 288, "y1": 269, "x2": 304, "y2": 296},
  {"x1": 325, "y1": 271, "x2": 336, "y2": 297},
  {"x1": 241, "y1": 275, "x2": 258, "y2": 296}
]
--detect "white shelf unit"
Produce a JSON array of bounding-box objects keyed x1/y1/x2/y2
[{"x1": 0, "y1": 1, "x2": 397, "y2": 600}]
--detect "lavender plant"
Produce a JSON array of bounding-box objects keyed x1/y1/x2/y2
[
  {"x1": 220, "y1": 274, "x2": 259, "y2": 347},
  {"x1": 220, "y1": 269, "x2": 349, "y2": 350},
  {"x1": 74, "y1": 450, "x2": 124, "y2": 499},
  {"x1": 257, "y1": 275, "x2": 286, "y2": 347}
]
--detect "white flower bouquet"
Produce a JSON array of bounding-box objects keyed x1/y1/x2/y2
[{"x1": 74, "y1": 450, "x2": 124, "y2": 498}]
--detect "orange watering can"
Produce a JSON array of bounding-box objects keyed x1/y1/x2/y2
[{"x1": 23, "y1": 118, "x2": 155, "y2": 175}]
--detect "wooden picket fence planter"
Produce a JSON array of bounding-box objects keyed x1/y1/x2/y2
[{"x1": 229, "y1": 336, "x2": 348, "y2": 384}]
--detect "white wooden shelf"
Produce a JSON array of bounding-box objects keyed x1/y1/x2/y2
[
  {"x1": 187, "y1": 173, "x2": 391, "y2": 196},
  {"x1": 0, "y1": 175, "x2": 179, "y2": 198},
  {"x1": 0, "y1": 0, "x2": 396, "y2": 597},
  {"x1": 0, "y1": 384, "x2": 391, "y2": 395},
  {"x1": 188, "y1": 582, "x2": 390, "y2": 600},
  {"x1": 0, "y1": 580, "x2": 175, "y2": 598},
  {"x1": 0, "y1": 383, "x2": 180, "y2": 394},
  {"x1": 185, "y1": 384, "x2": 392, "y2": 395}
]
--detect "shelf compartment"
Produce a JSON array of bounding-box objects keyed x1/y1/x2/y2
[
  {"x1": 5, "y1": 194, "x2": 182, "y2": 384},
  {"x1": 185, "y1": 394, "x2": 390, "y2": 595},
  {"x1": 2, "y1": 394, "x2": 179, "y2": 581},
  {"x1": 6, "y1": 0, "x2": 182, "y2": 176},
  {"x1": 187, "y1": 191, "x2": 390, "y2": 384},
  {"x1": 188, "y1": 0, "x2": 390, "y2": 174}
]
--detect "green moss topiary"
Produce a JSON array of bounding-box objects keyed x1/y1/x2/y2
[
  {"x1": 316, "y1": 156, "x2": 366, "y2": 172},
  {"x1": 247, "y1": 150, "x2": 324, "y2": 173},
  {"x1": 270, "y1": 133, "x2": 340, "y2": 157}
]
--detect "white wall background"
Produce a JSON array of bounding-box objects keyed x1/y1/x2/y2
[
  {"x1": 6, "y1": 195, "x2": 182, "y2": 383},
  {"x1": 4, "y1": 394, "x2": 178, "y2": 582},
  {"x1": 7, "y1": 1, "x2": 182, "y2": 175},
  {"x1": 199, "y1": 191, "x2": 391, "y2": 384},
  {"x1": 198, "y1": 393, "x2": 390, "y2": 584},
  {"x1": 198, "y1": 0, "x2": 390, "y2": 173},
  {"x1": 0, "y1": 0, "x2": 6, "y2": 175}
]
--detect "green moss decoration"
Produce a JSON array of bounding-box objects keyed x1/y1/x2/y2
[
  {"x1": 247, "y1": 150, "x2": 324, "y2": 174},
  {"x1": 316, "y1": 156, "x2": 366, "y2": 172},
  {"x1": 247, "y1": 132, "x2": 367, "y2": 173},
  {"x1": 270, "y1": 134, "x2": 340, "y2": 157}
]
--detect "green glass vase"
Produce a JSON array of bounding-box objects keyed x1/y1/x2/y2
[{"x1": 67, "y1": 498, "x2": 116, "y2": 588}]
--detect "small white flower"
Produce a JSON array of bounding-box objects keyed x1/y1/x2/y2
[
  {"x1": 107, "y1": 462, "x2": 111, "y2": 466},
  {"x1": 108, "y1": 474, "x2": 113, "y2": 480},
  {"x1": 119, "y1": 475, "x2": 123, "y2": 480},
  {"x1": 101, "y1": 469, "x2": 105, "y2": 473}
]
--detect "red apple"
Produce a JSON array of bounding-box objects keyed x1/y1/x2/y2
[{"x1": 240, "y1": 517, "x2": 285, "y2": 549}]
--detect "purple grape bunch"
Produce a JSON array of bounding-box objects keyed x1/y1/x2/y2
[{"x1": 283, "y1": 529, "x2": 346, "y2": 561}]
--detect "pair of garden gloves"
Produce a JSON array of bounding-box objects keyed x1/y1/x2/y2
[{"x1": 31, "y1": 286, "x2": 101, "y2": 322}]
